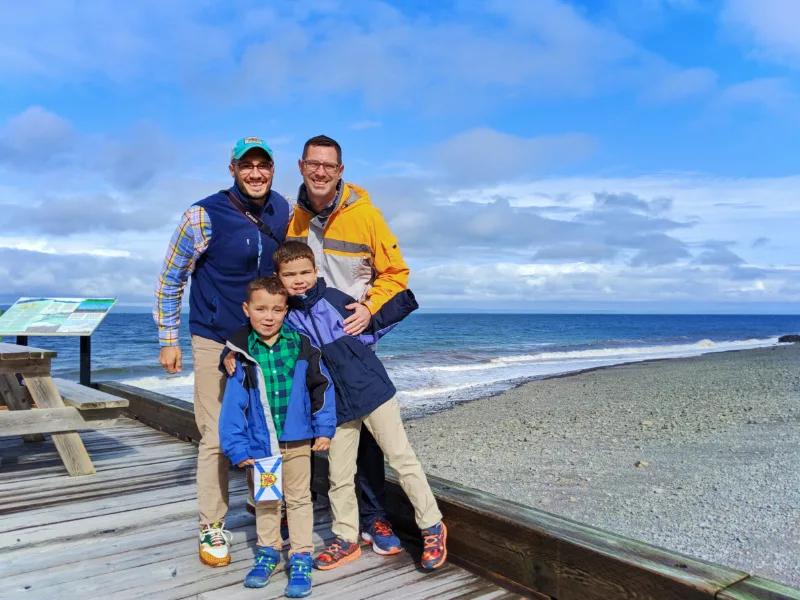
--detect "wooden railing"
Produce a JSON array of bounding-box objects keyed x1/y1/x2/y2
[{"x1": 96, "y1": 381, "x2": 800, "y2": 600}]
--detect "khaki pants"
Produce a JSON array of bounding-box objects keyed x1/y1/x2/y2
[
  {"x1": 248, "y1": 440, "x2": 314, "y2": 554},
  {"x1": 328, "y1": 397, "x2": 442, "y2": 542},
  {"x1": 192, "y1": 335, "x2": 229, "y2": 525}
]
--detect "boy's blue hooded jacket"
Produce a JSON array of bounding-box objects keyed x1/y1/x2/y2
[
  {"x1": 286, "y1": 278, "x2": 418, "y2": 425},
  {"x1": 218, "y1": 324, "x2": 336, "y2": 466}
]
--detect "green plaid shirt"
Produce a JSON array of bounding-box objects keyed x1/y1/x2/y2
[{"x1": 248, "y1": 325, "x2": 300, "y2": 439}]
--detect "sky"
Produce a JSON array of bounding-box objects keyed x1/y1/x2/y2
[{"x1": 1, "y1": 0, "x2": 799, "y2": 313}]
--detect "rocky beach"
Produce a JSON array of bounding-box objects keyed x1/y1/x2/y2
[{"x1": 405, "y1": 343, "x2": 800, "y2": 587}]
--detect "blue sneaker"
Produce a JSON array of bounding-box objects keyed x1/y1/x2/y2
[
  {"x1": 285, "y1": 552, "x2": 313, "y2": 598},
  {"x1": 420, "y1": 522, "x2": 447, "y2": 571},
  {"x1": 361, "y1": 518, "x2": 402, "y2": 556},
  {"x1": 243, "y1": 546, "x2": 280, "y2": 588}
]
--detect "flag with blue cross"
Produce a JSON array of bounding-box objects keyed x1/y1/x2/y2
[{"x1": 254, "y1": 455, "x2": 283, "y2": 502}]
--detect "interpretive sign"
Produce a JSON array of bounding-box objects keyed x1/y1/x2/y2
[{"x1": 0, "y1": 298, "x2": 116, "y2": 336}]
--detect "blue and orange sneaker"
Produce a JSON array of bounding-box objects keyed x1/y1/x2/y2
[
  {"x1": 313, "y1": 536, "x2": 361, "y2": 570},
  {"x1": 420, "y1": 522, "x2": 447, "y2": 571},
  {"x1": 244, "y1": 546, "x2": 280, "y2": 588},
  {"x1": 361, "y1": 518, "x2": 402, "y2": 556},
  {"x1": 285, "y1": 552, "x2": 313, "y2": 598}
]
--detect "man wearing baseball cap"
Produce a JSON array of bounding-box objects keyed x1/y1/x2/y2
[{"x1": 154, "y1": 137, "x2": 292, "y2": 567}]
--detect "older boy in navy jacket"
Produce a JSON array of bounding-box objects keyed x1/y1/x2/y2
[
  {"x1": 219, "y1": 276, "x2": 335, "y2": 597},
  {"x1": 271, "y1": 241, "x2": 447, "y2": 573}
]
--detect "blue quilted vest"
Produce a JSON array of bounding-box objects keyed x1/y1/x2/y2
[{"x1": 189, "y1": 185, "x2": 291, "y2": 344}]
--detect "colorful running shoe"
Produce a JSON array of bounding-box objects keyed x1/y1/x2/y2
[
  {"x1": 244, "y1": 546, "x2": 280, "y2": 588},
  {"x1": 361, "y1": 518, "x2": 402, "y2": 556},
  {"x1": 420, "y1": 522, "x2": 447, "y2": 571},
  {"x1": 313, "y1": 536, "x2": 361, "y2": 570},
  {"x1": 199, "y1": 521, "x2": 232, "y2": 567},
  {"x1": 285, "y1": 552, "x2": 313, "y2": 598}
]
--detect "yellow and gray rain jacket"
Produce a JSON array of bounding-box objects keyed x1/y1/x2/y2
[{"x1": 287, "y1": 181, "x2": 409, "y2": 314}]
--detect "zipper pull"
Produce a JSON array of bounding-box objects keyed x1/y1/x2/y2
[{"x1": 246, "y1": 239, "x2": 250, "y2": 245}]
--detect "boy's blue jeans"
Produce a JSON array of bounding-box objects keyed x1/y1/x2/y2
[{"x1": 356, "y1": 424, "x2": 387, "y2": 529}]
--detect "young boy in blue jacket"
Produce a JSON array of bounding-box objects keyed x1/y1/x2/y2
[
  {"x1": 270, "y1": 241, "x2": 447, "y2": 573},
  {"x1": 219, "y1": 275, "x2": 336, "y2": 598}
]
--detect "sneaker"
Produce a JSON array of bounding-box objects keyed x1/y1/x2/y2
[
  {"x1": 420, "y1": 522, "x2": 447, "y2": 571},
  {"x1": 199, "y1": 521, "x2": 233, "y2": 567},
  {"x1": 244, "y1": 546, "x2": 281, "y2": 588},
  {"x1": 285, "y1": 552, "x2": 313, "y2": 598},
  {"x1": 313, "y1": 536, "x2": 361, "y2": 571},
  {"x1": 361, "y1": 518, "x2": 402, "y2": 556}
]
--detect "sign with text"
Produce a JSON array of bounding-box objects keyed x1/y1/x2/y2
[{"x1": 0, "y1": 297, "x2": 116, "y2": 336}]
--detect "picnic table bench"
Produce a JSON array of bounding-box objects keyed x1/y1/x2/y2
[{"x1": 0, "y1": 342, "x2": 128, "y2": 476}]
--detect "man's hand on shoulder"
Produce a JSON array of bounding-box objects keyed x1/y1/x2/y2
[
  {"x1": 159, "y1": 346, "x2": 182, "y2": 374},
  {"x1": 343, "y1": 302, "x2": 371, "y2": 336}
]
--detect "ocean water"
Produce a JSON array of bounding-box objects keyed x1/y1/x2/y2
[{"x1": 7, "y1": 312, "x2": 799, "y2": 415}]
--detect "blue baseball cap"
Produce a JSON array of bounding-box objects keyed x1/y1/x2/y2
[{"x1": 231, "y1": 137, "x2": 274, "y2": 160}]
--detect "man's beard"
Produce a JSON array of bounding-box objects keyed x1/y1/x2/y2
[{"x1": 236, "y1": 176, "x2": 270, "y2": 202}]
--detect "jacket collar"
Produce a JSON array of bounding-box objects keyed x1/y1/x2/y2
[
  {"x1": 287, "y1": 277, "x2": 327, "y2": 312},
  {"x1": 297, "y1": 180, "x2": 342, "y2": 217}
]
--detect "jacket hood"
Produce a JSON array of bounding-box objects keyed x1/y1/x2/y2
[{"x1": 287, "y1": 277, "x2": 328, "y2": 312}]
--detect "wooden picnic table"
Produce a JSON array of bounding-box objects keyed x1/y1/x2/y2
[{"x1": 0, "y1": 342, "x2": 127, "y2": 476}]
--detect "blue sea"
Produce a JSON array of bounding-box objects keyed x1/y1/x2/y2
[{"x1": 6, "y1": 313, "x2": 799, "y2": 415}]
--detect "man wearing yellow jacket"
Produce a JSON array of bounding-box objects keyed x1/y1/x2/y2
[{"x1": 287, "y1": 135, "x2": 409, "y2": 555}]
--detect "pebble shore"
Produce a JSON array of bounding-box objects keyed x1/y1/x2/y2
[{"x1": 405, "y1": 343, "x2": 800, "y2": 587}]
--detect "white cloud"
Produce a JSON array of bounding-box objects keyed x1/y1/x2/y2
[
  {"x1": 716, "y1": 77, "x2": 799, "y2": 110},
  {"x1": 644, "y1": 67, "x2": 717, "y2": 102},
  {"x1": 430, "y1": 128, "x2": 596, "y2": 184},
  {"x1": 410, "y1": 261, "x2": 800, "y2": 309},
  {"x1": 723, "y1": 0, "x2": 800, "y2": 67},
  {"x1": 0, "y1": 1, "x2": 718, "y2": 109}
]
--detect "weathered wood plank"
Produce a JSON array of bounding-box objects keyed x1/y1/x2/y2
[
  {"x1": 96, "y1": 381, "x2": 201, "y2": 442},
  {"x1": 2, "y1": 505, "x2": 324, "y2": 583},
  {"x1": 0, "y1": 373, "x2": 45, "y2": 442},
  {"x1": 0, "y1": 342, "x2": 56, "y2": 360},
  {"x1": 0, "y1": 414, "x2": 516, "y2": 600},
  {"x1": 54, "y1": 378, "x2": 129, "y2": 410},
  {"x1": 718, "y1": 576, "x2": 800, "y2": 600},
  {"x1": 0, "y1": 358, "x2": 52, "y2": 375},
  {"x1": 0, "y1": 406, "x2": 101, "y2": 436},
  {"x1": 22, "y1": 374, "x2": 95, "y2": 476}
]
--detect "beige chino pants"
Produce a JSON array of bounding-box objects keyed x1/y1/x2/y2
[
  {"x1": 328, "y1": 397, "x2": 442, "y2": 542},
  {"x1": 247, "y1": 440, "x2": 314, "y2": 554},
  {"x1": 192, "y1": 335, "x2": 229, "y2": 525}
]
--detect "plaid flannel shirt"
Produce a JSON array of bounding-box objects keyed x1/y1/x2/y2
[
  {"x1": 248, "y1": 325, "x2": 300, "y2": 439},
  {"x1": 153, "y1": 206, "x2": 212, "y2": 346}
]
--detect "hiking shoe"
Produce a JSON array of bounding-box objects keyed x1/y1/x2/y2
[
  {"x1": 313, "y1": 536, "x2": 361, "y2": 570},
  {"x1": 285, "y1": 552, "x2": 313, "y2": 598},
  {"x1": 361, "y1": 518, "x2": 402, "y2": 556},
  {"x1": 420, "y1": 522, "x2": 447, "y2": 571},
  {"x1": 199, "y1": 521, "x2": 233, "y2": 567},
  {"x1": 244, "y1": 546, "x2": 281, "y2": 588}
]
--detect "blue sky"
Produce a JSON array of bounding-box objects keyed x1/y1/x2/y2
[{"x1": 1, "y1": 0, "x2": 799, "y2": 312}]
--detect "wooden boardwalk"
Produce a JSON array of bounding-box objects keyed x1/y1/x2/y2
[{"x1": 0, "y1": 417, "x2": 521, "y2": 600}]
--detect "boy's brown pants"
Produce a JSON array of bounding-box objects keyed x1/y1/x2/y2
[
  {"x1": 328, "y1": 397, "x2": 442, "y2": 543},
  {"x1": 248, "y1": 440, "x2": 314, "y2": 554}
]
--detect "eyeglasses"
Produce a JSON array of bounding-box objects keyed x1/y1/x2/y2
[
  {"x1": 302, "y1": 160, "x2": 340, "y2": 175},
  {"x1": 237, "y1": 162, "x2": 274, "y2": 175}
]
